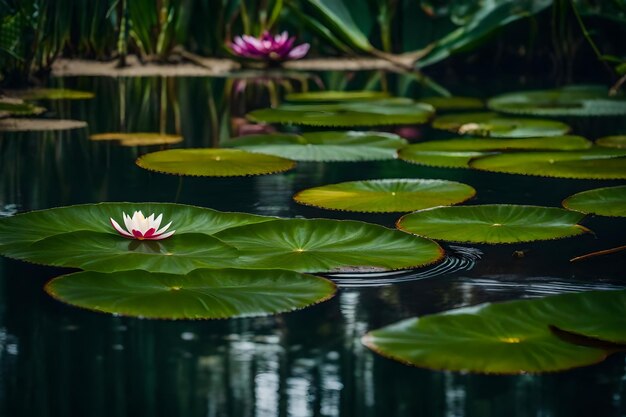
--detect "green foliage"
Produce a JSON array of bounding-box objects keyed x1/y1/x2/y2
[{"x1": 563, "y1": 186, "x2": 626, "y2": 217}]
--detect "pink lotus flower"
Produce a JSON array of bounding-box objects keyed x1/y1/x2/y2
[
  {"x1": 110, "y1": 211, "x2": 175, "y2": 240},
  {"x1": 230, "y1": 31, "x2": 310, "y2": 61}
]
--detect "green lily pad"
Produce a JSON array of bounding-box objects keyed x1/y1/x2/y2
[
  {"x1": 488, "y1": 85, "x2": 626, "y2": 117},
  {"x1": 419, "y1": 96, "x2": 484, "y2": 111},
  {"x1": 0, "y1": 98, "x2": 46, "y2": 117},
  {"x1": 397, "y1": 204, "x2": 588, "y2": 243},
  {"x1": 363, "y1": 289, "x2": 626, "y2": 374},
  {"x1": 596, "y1": 135, "x2": 626, "y2": 149},
  {"x1": 563, "y1": 186, "x2": 626, "y2": 217},
  {"x1": 136, "y1": 148, "x2": 296, "y2": 177},
  {"x1": 0, "y1": 118, "x2": 87, "y2": 132},
  {"x1": 432, "y1": 112, "x2": 571, "y2": 137},
  {"x1": 398, "y1": 135, "x2": 592, "y2": 168},
  {"x1": 45, "y1": 268, "x2": 336, "y2": 319},
  {"x1": 214, "y1": 218, "x2": 444, "y2": 273},
  {"x1": 285, "y1": 91, "x2": 391, "y2": 102},
  {"x1": 247, "y1": 99, "x2": 435, "y2": 127},
  {"x1": 294, "y1": 179, "x2": 476, "y2": 212},
  {"x1": 224, "y1": 131, "x2": 407, "y2": 161},
  {"x1": 90, "y1": 132, "x2": 183, "y2": 147},
  {"x1": 470, "y1": 148, "x2": 626, "y2": 179},
  {"x1": 11, "y1": 88, "x2": 95, "y2": 101}
]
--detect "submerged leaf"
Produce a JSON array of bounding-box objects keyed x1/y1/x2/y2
[
  {"x1": 397, "y1": 204, "x2": 588, "y2": 243},
  {"x1": 432, "y1": 112, "x2": 571, "y2": 137},
  {"x1": 45, "y1": 268, "x2": 336, "y2": 319},
  {"x1": 563, "y1": 186, "x2": 626, "y2": 217}
]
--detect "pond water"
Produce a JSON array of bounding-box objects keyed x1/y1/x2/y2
[{"x1": 1, "y1": 74, "x2": 626, "y2": 417}]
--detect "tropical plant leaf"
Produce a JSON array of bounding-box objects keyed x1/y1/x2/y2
[
  {"x1": 214, "y1": 218, "x2": 444, "y2": 273},
  {"x1": 432, "y1": 112, "x2": 571, "y2": 137},
  {"x1": 597, "y1": 135, "x2": 626, "y2": 149},
  {"x1": 470, "y1": 148, "x2": 626, "y2": 179},
  {"x1": 397, "y1": 135, "x2": 592, "y2": 168},
  {"x1": 0, "y1": 99, "x2": 45, "y2": 117},
  {"x1": 90, "y1": 132, "x2": 183, "y2": 147},
  {"x1": 563, "y1": 186, "x2": 626, "y2": 217},
  {"x1": 397, "y1": 205, "x2": 588, "y2": 243},
  {"x1": 136, "y1": 149, "x2": 296, "y2": 177},
  {"x1": 45, "y1": 268, "x2": 336, "y2": 319},
  {"x1": 294, "y1": 179, "x2": 476, "y2": 212},
  {"x1": 363, "y1": 289, "x2": 626, "y2": 374},
  {"x1": 285, "y1": 91, "x2": 391, "y2": 102},
  {"x1": 0, "y1": 118, "x2": 87, "y2": 132},
  {"x1": 419, "y1": 96, "x2": 484, "y2": 111},
  {"x1": 488, "y1": 85, "x2": 626, "y2": 117},
  {"x1": 224, "y1": 131, "x2": 407, "y2": 161},
  {"x1": 247, "y1": 100, "x2": 435, "y2": 127},
  {"x1": 10, "y1": 88, "x2": 95, "y2": 100}
]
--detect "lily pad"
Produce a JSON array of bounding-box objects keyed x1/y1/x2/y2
[
  {"x1": 596, "y1": 135, "x2": 626, "y2": 149},
  {"x1": 0, "y1": 118, "x2": 87, "y2": 132},
  {"x1": 0, "y1": 98, "x2": 46, "y2": 117},
  {"x1": 398, "y1": 135, "x2": 592, "y2": 168},
  {"x1": 488, "y1": 85, "x2": 626, "y2": 117},
  {"x1": 90, "y1": 132, "x2": 183, "y2": 147},
  {"x1": 293, "y1": 179, "x2": 476, "y2": 212},
  {"x1": 285, "y1": 91, "x2": 391, "y2": 102},
  {"x1": 397, "y1": 205, "x2": 588, "y2": 244},
  {"x1": 224, "y1": 131, "x2": 407, "y2": 161},
  {"x1": 432, "y1": 112, "x2": 571, "y2": 137},
  {"x1": 470, "y1": 148, "x2": 626, "y2": 179},
  {"x1": 563, "y1": 186, "x2": 626, "y2": 217},
  {"x1": 11, "y1": 88, "x2": 95, "y2": 101},
  {"x1": 45, "y1": 268, "x2": 336, "y2": 319},
  {"x1": 247, "y1": 99, "x2": 435, "y2": 127},
  {"x1": 363, "y1": 289, "x2": 626, "y2": 374},
  {"x1": 214, "y1": 218, "x2": 444, "y2": 273},
  {"x1": 136, "y1": 148, "x2": 296, "y2": 177},
  {"x1": 419, "y1": 96, "x2": 484, "y2": 111}
]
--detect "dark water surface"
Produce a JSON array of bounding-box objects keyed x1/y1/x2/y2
[{"x1": 1, "y1": 75, "x2": 626, "y2": 417}]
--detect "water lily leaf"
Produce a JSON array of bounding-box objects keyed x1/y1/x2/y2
[
  {"x1": 90, "y1": 132, "x2": 183, "y2": 147},
  {"x1": 432, "y1": 112, "x2": 571, "y2": 137},
  {"x1": 596, "y1": 135, "x2": 626, "y2": 149},
  {"x1": 0, "y1": 202, "x2": 272, "y2": 254},
  {"x1": 136, "y1": 149, "x2": 296, "y2": 177},
  {"x1": 224, "y1": 131, "x2": 407, "y2": 161},
  {"x1": 0, "y1": 98, "x2": 46, "y2": 117},
  {"x1": 214, "y1": 218, "x2": 444, "y2": 273},
  {"x1": 488, "y1": 85, "x2": 626, "y2": 117},
  {"x1": 397, "y1": 135, "x2": 592, "y2": 168},
  {"x1": 285, "y1": 91, "x2": 390, "y2": 102},
  {"x1": 397, "y1": 205, "x2": 588, "y2": 243},
  {"x1": 563, "y1": 186, "x2": 626, "y2": 217},
  {"x1": 363, "y1": 289, "x2": 626, "y2": 374},
  {"x1": 294, "y1": 179, "x2": 476, "y2": 212},
  {"x1": 419, "y1": 96, "x2": 484, "y2": 111},
  {"x1": 0, "y1": 118, "x2": 87, "y2": 132},
  {"x1": 247, "y1": 100, "x2": 435, "y2": 127},
  {"x1": 11, "y1": 88, "x2": 95, "y2": 101},
  {"x1": 470, "y1": 148, "x2": 626, "y2": 179},
  {"x1": 45, "y1": 268, "x2": 336, "y2": 319}
]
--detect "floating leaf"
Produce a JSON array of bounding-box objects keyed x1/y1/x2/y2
[
  {"x1": 363, "y1": 289, "x2": 626, "y2": 374},
  {"x1": 11, "y1": 88, "x2": 95, "y2": 101},
  {"x1": 285, "y1": 91, "x2": 390, "y2": 102},
  {"x1": 470, "y1": 148, "x2": 626, "y2": 179},
  {"x1": 224, "y1": 131, "x2": 407, "y2": 161},
  {"x1": 0, "y1": 98, "x2": 45, "y2": 117},
  {"x1": 90, "y1": 132, "x2": 183, "y2": 147},
  {"x1": 294, "y1": 179, "x2": 476, "y2": 212},
  {"x1": 136, "y1": 149, "x2": 296, "y2": 177},
  {"x1": 597, "y1": 135, "x2": 626, "y2": 149},
  {"x1": 432, "y1": 112, "x2": 570, "y2": 138},
  {"x1": 397, "y1": 135, "x2": 591, "y2": 168},
  {"x1": 45, "y1": 268, "x2": 336, "y2": 319},
  {"x1": 397, "y1": 205, "x2": 588, "y2": 243},
  {"x1": 419, "y1": 96, "x2": 484, "y2": 111},
  {"x1": 214, "y1": 218, "x2": 444, "y2": 273},
  {"x1": 563, "y1": 186, "x2": 626, "y2": 217},
  {"x1": 0, "y1": 118, "x2": 87, "y2": 132},
  {"x1": 488, "y1": 85, "x2": 626, "y2": 117},
  {"x1": 247, "y1": 100, "x2": 435, "y2": 127}
]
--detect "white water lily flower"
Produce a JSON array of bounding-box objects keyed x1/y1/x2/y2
[{"x1": 110, "y1": 211, "x2": 175, "y2": 240}]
